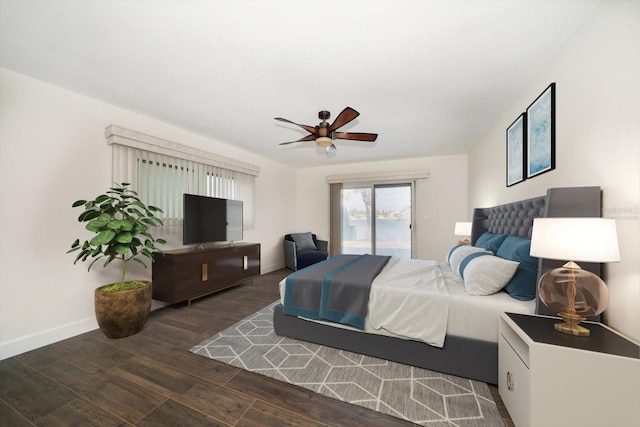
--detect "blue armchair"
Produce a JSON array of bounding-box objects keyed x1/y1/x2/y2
[{"x1": 284, "y1": 233, "x2": 329, "y2": 271}]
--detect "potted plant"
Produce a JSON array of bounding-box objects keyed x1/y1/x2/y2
[{"x1": 67, "y1": 182, "x2": 166, "y2": 338}]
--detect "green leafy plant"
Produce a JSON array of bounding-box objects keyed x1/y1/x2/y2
[{"x1": 68, "y1": 182, "x2": 166, "y2": 291}]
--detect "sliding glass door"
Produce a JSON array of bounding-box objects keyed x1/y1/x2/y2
[
  {"x1": 341, "y1": 186, "x2": 372, "y2": 255},
  {"x1": 374, "y1": 184, "x2": 412, "y2": 258},
  {"x1": 341, "y1": 183, "x2": 412, "y2": 258}
]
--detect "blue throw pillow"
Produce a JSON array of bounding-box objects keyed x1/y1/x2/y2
[
  {"x1": 475, "y1": 232, "x2": 508, "y2": 254},
  {"x1": 496, "y1": 235, "x2": 538, "y2": 300}
]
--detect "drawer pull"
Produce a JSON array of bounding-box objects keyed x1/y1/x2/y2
[
  {"x1": 243, "y1": 255, "x2": 248, "y2": 270},
  {"x1": 506, "y1": 371, "x2": 514, "y2": 391},
  {"x1": 202, "y1": 263, "x2": 208, "y2": 281}
]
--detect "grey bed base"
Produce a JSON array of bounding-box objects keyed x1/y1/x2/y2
[
  {"x1": 274, "y1": 303, "x2": 499, "y2": 383},
  {"x1": 273, "y1": 186, "x2": 602, "y2": 385}
]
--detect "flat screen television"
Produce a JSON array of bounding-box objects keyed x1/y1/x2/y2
[{"x1": 183, "y1": 194, "x2": 243, "y2": 245}]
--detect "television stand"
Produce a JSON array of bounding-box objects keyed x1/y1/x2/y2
[{"x1": 152, "y1": 242, "x2": 260, "y2": 305}]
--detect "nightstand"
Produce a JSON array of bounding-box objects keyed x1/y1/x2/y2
[{"x1": 498, "y1": 312, "x2": 640, "y2": 427}]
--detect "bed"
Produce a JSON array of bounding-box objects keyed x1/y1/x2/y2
[{"x1": 273, "y1": 186, "x2": 602, "y2": 384}]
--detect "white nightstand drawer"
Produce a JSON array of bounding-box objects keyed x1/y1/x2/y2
[
  {"x1": 499, "y1": 316, "x2": 529, "y2": 366},
  {"x1": 499, "y1": 333, "x2": 530, "y2": 427}
]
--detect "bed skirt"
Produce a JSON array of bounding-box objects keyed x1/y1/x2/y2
[{"x1": 273, "y1": 303, "x2": 498, "y2": 385}]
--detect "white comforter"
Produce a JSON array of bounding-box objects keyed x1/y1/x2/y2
[
  {"x1": 279, "y1": 258, "x2": 536, "y2": 347},
  {"x1": 367, "y1": 258, "x2": 448, "y2": 347}
]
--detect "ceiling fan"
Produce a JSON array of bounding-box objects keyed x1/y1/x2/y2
[{"x1": 275, "y1": 107, "x2": 378, "y2": 153}]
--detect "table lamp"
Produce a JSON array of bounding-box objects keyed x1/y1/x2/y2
[
  {"x1": 529, "y1": 218, "x2": 620, "y2": 336},
  {"x1": 454, "y1": 222, "x2": 472, "y2": 244}
]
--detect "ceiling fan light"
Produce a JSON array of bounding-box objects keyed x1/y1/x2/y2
[
  {"x1": 315, "y1": 136, "x2": 333, "y2": 147},
  {"x1": 326, "y1": 143, "x2": 337, "y2": 154}
]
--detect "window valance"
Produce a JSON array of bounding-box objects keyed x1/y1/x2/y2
[
  {"x1": 105, "y1": 125, "x2": 260, "y2": 176},
  {"x1": 325, "y1": 169, "x2": 429, "y2": 184}
]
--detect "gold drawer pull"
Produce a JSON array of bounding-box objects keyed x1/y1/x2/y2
[
  {"x1": 507, "y1": 371, "x2": 514, "y2": 391},
  {"x1": 243, "y1": 255, "x2": 248, "y2": 270},
  {"x1": 202, "y1": 263, "x2": 208, "y2": 281}
]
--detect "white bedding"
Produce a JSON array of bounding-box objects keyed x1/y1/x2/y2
[
  {"x1": 278, "y1": 258, "x2": 536, "y2": 346},
  {"x1": 368, "y1": 258, "x2": 448, "y2": 347}
]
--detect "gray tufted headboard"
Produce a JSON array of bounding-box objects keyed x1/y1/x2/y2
[
  {"x1": 470, "y1": 195, "x2": 546, "y2": 244},
  {"x1": 470, "y1": 186, "x2": 602, "y2": 316}
]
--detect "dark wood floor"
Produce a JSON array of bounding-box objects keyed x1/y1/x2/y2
[{"x1": 1, "y1": 268, "x2": 514, "y2": 426}]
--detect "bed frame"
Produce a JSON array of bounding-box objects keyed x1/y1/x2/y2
[{"x1": 273, "y1": 186, "x2": 602, "y2": 384}]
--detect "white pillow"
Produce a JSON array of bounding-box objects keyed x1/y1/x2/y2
[
  {"x1": 446, "y1": 245, "x2": 491, "y2": 276},
  {"x1": 461, "y1": 253, "x2": 520, "y2": 295}
]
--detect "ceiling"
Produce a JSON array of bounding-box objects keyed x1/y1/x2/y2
[{"x1": 0, "y1": 0, "x2": 600, "y2": 168}]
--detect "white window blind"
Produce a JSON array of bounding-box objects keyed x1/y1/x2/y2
[{"x1": 106, "y1": 125, "x2": 258, "y2": 233}]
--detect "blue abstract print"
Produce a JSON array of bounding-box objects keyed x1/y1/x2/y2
[
  {"x1": 527, "y1": 84, "x2": 554, "y2": 177},
  {"x1": 507, "y1": 115, "x2": 524, "y2": 185}
]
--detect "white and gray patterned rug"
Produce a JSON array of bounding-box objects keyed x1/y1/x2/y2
[{"x1": 190, "y1": 302, "x2": 504, "y2": 426}]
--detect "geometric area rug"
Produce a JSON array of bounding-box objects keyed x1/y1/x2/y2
[{"x1": 190, "y1": 302, "x2": 504, "y2": 426}]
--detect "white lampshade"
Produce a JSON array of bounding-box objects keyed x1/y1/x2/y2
[
  {"x1": 530, "y1": 218, "x2": 620, "y2": 263},
  {"x1": 454, "y1": 222, "x2": 472, "y2": 236}
]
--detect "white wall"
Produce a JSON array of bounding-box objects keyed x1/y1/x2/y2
[
  {"x1": 468, "y1": 1, "x2": 640, "y2": 341},
  {"x1": 295, "y1": 154, "x2": 468, "y2": 262},
  {"x1": 0, "y1": 68, "x2": 297, "y2": 359}
]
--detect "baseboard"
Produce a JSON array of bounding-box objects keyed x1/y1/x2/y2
[
  {"x1": 0, "y1": 316, "x2": 99, "y2": 361},
  {"x1": 1, "y1": 266, "x2": 287, "y2": 361},
  {"x1": 261, "y1": 262, "x2": 286, "y2": 274}
]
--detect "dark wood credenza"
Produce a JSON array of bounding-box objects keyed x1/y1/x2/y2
[{"x1": 152, "y1": 242, "x2": 260, "y2": 305}]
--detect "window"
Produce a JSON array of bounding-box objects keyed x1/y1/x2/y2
[{"x1": 107, "y1": 125, "x2": 258, "y2": 233}]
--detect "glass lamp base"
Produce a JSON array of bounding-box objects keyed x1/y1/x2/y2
[{"x1": 538, "y1": 262, "x2": 609, "y2": 337}]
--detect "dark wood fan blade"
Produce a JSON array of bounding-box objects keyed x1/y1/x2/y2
[
  {"x1": 278, "y1": 134, "x2": 316, "y2": 145},
  {"x1": 333, "y1": 132, "x2": 378, "y2": 142},
  {"x1": 328, "y1": 107, "x2": 359, "y2": 132},
  {"x1": 274, "y1": 117, "x2": 316, "y2": 134}
]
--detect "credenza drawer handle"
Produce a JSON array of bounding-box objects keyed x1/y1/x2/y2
[
  {"x1": 202, "y1": 263, "x2": 208, "y2": 281},
  {"x1": 506, "y1": 371, "x2": 514, "y2": 391}
]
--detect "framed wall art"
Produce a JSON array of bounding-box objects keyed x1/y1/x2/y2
[
  {"x1": 506, "y1": 113, "x2": 526, "y2": 187},
  {"x1": 526, "y1": 83, "x2": 556, "y2": 178}
]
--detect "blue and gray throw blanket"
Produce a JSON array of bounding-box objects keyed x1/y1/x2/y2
[{"x1": 283, "y1": 254, "x2": 391, "y2": 329}]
